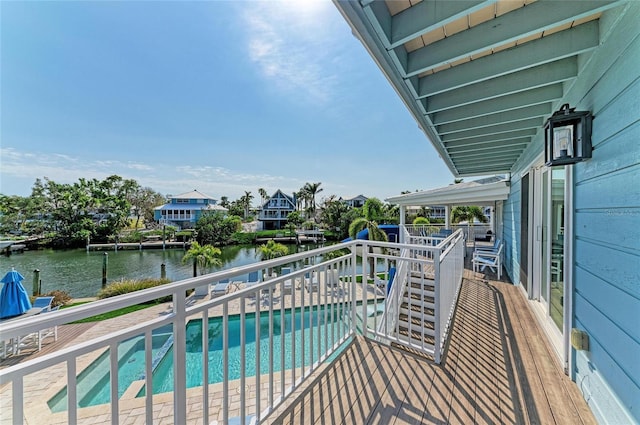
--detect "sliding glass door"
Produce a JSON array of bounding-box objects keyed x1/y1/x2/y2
[{"x1": 528, "y1": 165, "x2": 566, "y2": 359}]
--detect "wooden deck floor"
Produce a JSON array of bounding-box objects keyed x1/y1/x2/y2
[
  {"x1": 265, "y1": 272, "x2": 596, "y2": 425},
  {"x1": 0, "y1": 322, "x2": 97, "y2": 370}
]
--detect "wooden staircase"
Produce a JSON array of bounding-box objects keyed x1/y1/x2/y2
[{"x1": 393, "y1": 269, "x2": 436, "y2": 353}]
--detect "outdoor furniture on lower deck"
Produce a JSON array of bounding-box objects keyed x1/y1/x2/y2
[{"x1": 263, "y1": 272, "x2": 596, "y2": 425}]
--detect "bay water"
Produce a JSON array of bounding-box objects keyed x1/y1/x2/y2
[{"x1": 0, "y1": 243, "x2": 323, "y2": 298}]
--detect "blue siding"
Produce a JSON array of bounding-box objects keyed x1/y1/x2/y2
[
  {"x1": 500, "y1": 3, "x2": 640, "y2": 422},
  {"x1": 502, "y1": 176, "x2": 522, "y2": 286},
  {"x1": 571, "y1": 4, "x2": 640, "y2": 420}
]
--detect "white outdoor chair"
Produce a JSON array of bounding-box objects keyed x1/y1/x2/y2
[
  {"x1": 305, "y1": 271, "x2": 319, "y2": 292},
  {"x1": 281, "y1": 267, "x2": 293, "y2": 295},
  {"x1": 472, "y1": 243, "x2": 503, "y2": 279},
  {"x1": 17, "y1": 305, "x2": 60, "y2": 354}
]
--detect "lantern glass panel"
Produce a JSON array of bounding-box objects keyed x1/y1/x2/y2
[{"x1": 553, "y1": 125, "x2": 574, "y2": 159}]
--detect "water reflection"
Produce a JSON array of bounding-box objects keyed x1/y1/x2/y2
[{"x1": 0, "y1": 243, "x2": 326, "y2": 298}]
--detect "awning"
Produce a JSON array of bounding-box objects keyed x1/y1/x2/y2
[{"x1": 385, "y1": 176, "x2": 510, "y2": 207}]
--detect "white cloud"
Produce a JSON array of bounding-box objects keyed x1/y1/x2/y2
[
  {"x1": 243, "y1": 0, "x2": 341, "y2": 103},
  {"x1": 0, "y1": 147, "x2": 305, "y2": 200}
]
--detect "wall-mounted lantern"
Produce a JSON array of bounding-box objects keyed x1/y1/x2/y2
[{"x1": 544, "y1": 103, "x2": 592, "y2": 166}]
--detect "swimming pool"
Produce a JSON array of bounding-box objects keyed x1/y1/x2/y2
[{"x1": 48, "y1": 305, "x2": 349, "y2": 411}]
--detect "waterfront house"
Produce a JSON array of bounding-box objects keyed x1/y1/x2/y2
[
  {"x1": 339, "y1": 194, "x2": 368, "y2": 208},
  {"x1": 153, "y1": 190, "x2": 226, "y2": 230},
  {"x1": 1, "y1": 2, "x2": 638, "y2": 424},
  {"x1": 258, "y1": 190, "x2": 296, "y2": 230}
]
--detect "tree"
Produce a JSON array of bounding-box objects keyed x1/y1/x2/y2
[
  {"x1": 258, "y1": 188, "x2": 268, "y2": 206},
  {"x1": 182, "y1": 241, "x2": 222, "y2": 277},
  {"x1": 348, "y1": 202, "x2": 388, "y2": 279},
  {"x1": 239, "y1": 191, "x2": 254, "y2": 219},
  {"x1": 256, "y1": 239, "x2": 289, "y2": 277},
  {"x1": 219, "y1": 196, "x2": 230, "y2": 208},
  {"x1": 286, "y1": 211, "x2": 304, "y2": 229},
  {"x1": 257, "y1": 239, "x2": 289, "y2": 260},
  {"x1": 303, "y1": 182, "x2": 323, "y2": 214},
  {"x1": 129, "y1": 186, "x2": 165, "y2": 229},
  {"x1": 319, "y1": 196, "x2": 352, "y2": 239},
  {"x1": 195, "y1": 212, "x2": 241, "y2": 246},
  {"x1": 413, "y1": 216, "x2": 430, "y2": 225},
  {"x1": 451, "y1": 206, "x2": 488, "y2": 224}
]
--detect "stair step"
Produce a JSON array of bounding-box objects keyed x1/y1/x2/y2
[
  {"x1": 401, "y1": 296, "x2": 434, "y2": 309},
  {"x1": 399, "y1": 307, "x2": 434, "y2": 322},
  {"x1": 396, "y1": 327, "x2": 435, "y2": 344},
  {"x1": 406, "y1": 286, "x2": 434, "y2": 298}
]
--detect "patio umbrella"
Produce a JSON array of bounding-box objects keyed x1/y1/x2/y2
[{"x1": 0, "y1": 268, "x2": 33, "y2": 319}]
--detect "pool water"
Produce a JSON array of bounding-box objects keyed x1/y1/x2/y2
[
  {"x1": 48, "y1": 325, "x2": 174, "y2": 413},
  {"x1": 143, "y1": 305, "x2": 349, "y2": 395},
  {"x1": 48, "y1": 305, "x2": 348, "y2": 411}
]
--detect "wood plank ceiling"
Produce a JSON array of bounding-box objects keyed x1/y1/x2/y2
[{"x1": 333, "y1": 0, "x2": 623, "y2": 177}]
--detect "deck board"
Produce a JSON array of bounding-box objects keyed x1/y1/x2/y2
[{"x1": 264, "y1": 270, "x2": 597, "y2": 425}]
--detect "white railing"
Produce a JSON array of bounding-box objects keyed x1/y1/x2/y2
[
  {"x1": 357, "y1": 229, "x2": 465, "y2": 363},
  {"x1": 0, "y1": 236, "x2": 465, "y2": 424},
  {"x1": 404, "y1": 223, "x2": 490, "y2": 244}
]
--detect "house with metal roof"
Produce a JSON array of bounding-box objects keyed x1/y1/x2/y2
[
  {"x1": 258, "y1": 189, "x2": 296, "y2": 230},
  {"x1": 153, "y1": 189, "x2": 226, "y2": 229},
  {"x1": 339, "y1": 194, "x2": 368, "y2": 208}
]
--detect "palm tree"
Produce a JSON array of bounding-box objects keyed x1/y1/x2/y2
[
  {"x1": 303, "y1": 182, "x2": 323, "y2": 214},
  {"x1": 258, "y1": 188, "x2": 268, "y2": 206},
  {"x1": 256, "y1": 240, "x2": 289, "y2": 276},
  {"x1": 451, "y1": 206, "x2": 488, "y2": 224},
  {"x1": 182, "y1": 241, "x2": 222, "y2": 277},
  {"x1": 240, "y1": 191, "x2": 253, "y2": 219},
  {"x1": 349, "y1": 200, "x2": 388, "y2": 279},
  {"x1": 257, "y1": 239, "x2": 289, "y2": 260}
]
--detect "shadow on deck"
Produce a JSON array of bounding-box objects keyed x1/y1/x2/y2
[{"x1": 265, "y1": 267, "x2": 595, "y2": 425}]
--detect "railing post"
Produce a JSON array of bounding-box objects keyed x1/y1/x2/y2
[
  {"x1": 433, "y1": 247, "x2": 442, "y2": 364},
  {"x1": 172, "y1": 289, "x2": 187, "y2": 424},
  {"x1": 351, "y1": 244, "x2": 358, "y2": 335}
]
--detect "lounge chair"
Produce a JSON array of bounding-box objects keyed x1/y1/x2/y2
[
  {"x1": 281, "y1": 267, "x2": 293, "y2": 294},
  {"x1": 17, "y1": 305, "x2": 60, "y2": 353},
  {"x1": 211, "y1": 279, "x2": 230, "y2": 297},
  {"x1": 33, "y1": 296, "x2": 54, "y2": 312},
  {"x1": 325, "y1": 268, "x2": 340, "y2": 288},
  {"x1": 244, "y1": 271, "x2": 261, "y2": 297},
  {"x1": 304, "y1": 271, "x2": 319, "y2": 292}
]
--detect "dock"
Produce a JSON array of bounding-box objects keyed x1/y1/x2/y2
[{"x1": 86, "y1": 241, "x2": 190, "y2": 251}]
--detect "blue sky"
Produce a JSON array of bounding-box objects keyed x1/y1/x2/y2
[{"x1": 1, "y1": 0, "x2": 454, "y2": 204}]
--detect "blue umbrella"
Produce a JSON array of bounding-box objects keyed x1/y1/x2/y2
[{"x1": 0, "y1": 269, "x2": 33, "y2": 319}]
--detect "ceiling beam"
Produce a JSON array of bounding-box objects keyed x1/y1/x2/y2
[
  {"x1": 437, "y1": 103, "x2": 552, "y2": 135},
  {"x1": 457, "y1": 166, "x2": 514, "y2": 175},
  {"x1": 454, "y1": 159, "x2": 520, "y2": 169},
  {"x1": 389, "y1": 1, "x2": 495, "y2": 48},
  {"x1": 405, "y1": 0, "x2": 621, "y2": 77},
  {"x1": 431, "y1": 84, "x2": 563, "y2": 125},
  {"x1": 449, "y1": 147, "x2": 525, "y2": 159},
  {"x1": 441, "y1": 118, "x2": 542, "y2": 142},
  {"x1": 419, "y1": 20, "x2": 599, "y2": 97},
  {"x1": 444, "y1": 132, "x2": 535, "y2": 148},
  {"x1": 426, "y1": 57, "x2": 576, "y2": 112},
  {"x1": 447, "y1": 142, "x2": 529, "y2": 155}
]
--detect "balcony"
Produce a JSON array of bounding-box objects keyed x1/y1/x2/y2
[{"x1": 0, "y1": 229, "x2": 594, "y2": 424}]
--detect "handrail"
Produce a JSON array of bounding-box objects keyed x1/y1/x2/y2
[{"x1": 0, "y1": 235, "x2": 466, "y2": 424}]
